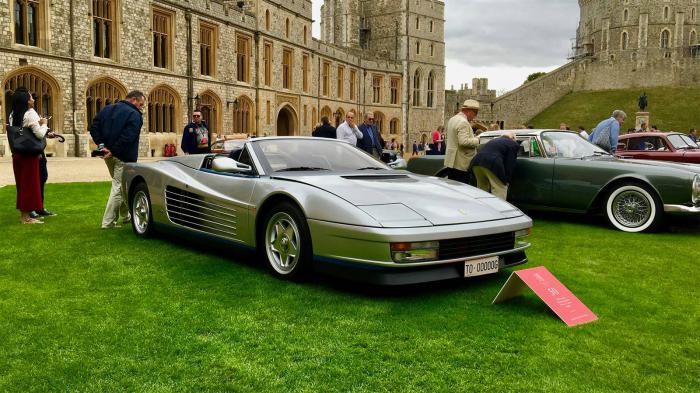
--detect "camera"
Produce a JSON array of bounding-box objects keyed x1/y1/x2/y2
[{"x1": 91, "y1": 144, "x2": 107, "y2": 157}]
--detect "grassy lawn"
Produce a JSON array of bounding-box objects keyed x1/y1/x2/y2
[
  {"x1": 529, "y1": 86, "x2": 700, "y2": 132},
  {"x1": 0, "y1": 183, "x2": 698, "y2": 392}
]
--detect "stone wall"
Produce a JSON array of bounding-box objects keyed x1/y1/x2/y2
[{"x1": 0, "y1": 0, "x2": 445, "y2": 157}]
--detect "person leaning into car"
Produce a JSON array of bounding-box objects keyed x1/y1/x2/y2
[
  {"x1": 89, "y1": 90, "x2": 146, "y2": 229},
  {"x1": 444, "y1": 99, "x2": 481, "y2": 183},
  {"x1": 468, "y1": 132, "x2": 520, "y2": 200},
  {"x1": 588, "y1": 110, "x2": 626, "y2": 153}
]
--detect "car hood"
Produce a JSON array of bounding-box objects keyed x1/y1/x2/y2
[
  {"x1": 602, "y1": 156, "x2": 700, "y2": 174},
  {"x1": 272, "y1": 172, "x2": 524, "y2": 226}
]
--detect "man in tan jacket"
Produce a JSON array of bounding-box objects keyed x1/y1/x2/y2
[{"x1": 444, "y1": 99, "x2": 481, "y2": 183}]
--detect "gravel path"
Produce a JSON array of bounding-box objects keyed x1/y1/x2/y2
[{"x1": 0, "y1": 157, "x2": 160, "y2": 187}]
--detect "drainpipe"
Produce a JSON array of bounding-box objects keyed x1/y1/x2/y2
[
  {"x1": 186, "y1": 10, "x2": 194, "y2": 115},
  {"x1": 70, "y1": 0, "x2": 79, "y2": 157},
  {"x1": 402, "y1": 0, "x2": 411, "y2": 152},
  {"x1": 254, "y1": 27, "x2": 260, "y2": 138}
]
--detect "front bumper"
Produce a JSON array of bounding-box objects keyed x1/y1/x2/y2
[
  {"x1": 664, "y1": 204, "x2": 700, "y2": 214},
  {"x1": 308, "y1": 216, "x2": 532, "y2": 285},
  {"x1": 314, "y1": 251, "x2": 528, "y2": 286}
]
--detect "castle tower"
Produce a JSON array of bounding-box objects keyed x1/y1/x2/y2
[
  {"x1": 320, "y1": 0, "x2": 446, "y2": 146},
  {"x1": 575, "y1": 0, "x2": 700, "y2": 62}
]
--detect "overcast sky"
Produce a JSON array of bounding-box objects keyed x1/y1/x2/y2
[{"x1": 312, "y1": 0, "x2": 580, "y2": 94}]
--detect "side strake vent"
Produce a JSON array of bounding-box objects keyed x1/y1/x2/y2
[{"x1": 165, "y1": 186, "x2": 238, "y2": 239}]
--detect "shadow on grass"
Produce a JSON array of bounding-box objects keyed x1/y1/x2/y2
[
  {"x1": 524, "y1": 209, "x2": 700, "y2": 233},
  {"x1": 140, "y1": 228, "x2": 510, "y2": 300}
]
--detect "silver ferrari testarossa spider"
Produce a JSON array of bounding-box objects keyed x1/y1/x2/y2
[{"x1": 122, "y1": 137, "x2": 532, "y2": 285}]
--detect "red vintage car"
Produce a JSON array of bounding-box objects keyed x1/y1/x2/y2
[{"x1": 617, "y1": 132, "x2": 700, "y2": 163}]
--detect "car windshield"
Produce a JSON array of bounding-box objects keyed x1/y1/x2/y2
[
  {"x1": 541, "y1": 131, "x2": 609, "y2": 158},
  {"x1": 253, "y1": 138, "x2": 387, "y2": 172},
  {"x1": 668, "y1": 134, "x2": 698, "y2": 149}
]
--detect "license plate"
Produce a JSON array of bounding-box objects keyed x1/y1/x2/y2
[{"x1": 464, "y1": 256, "x2": 500, "y2": 278}]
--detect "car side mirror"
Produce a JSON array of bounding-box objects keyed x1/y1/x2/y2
[{"x1": 212, "y1": 156, "x2": 252, "y2": 173}]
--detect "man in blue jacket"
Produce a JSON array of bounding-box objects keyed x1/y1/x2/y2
[
  {"x1": 468, "y1": 132, "x2": 520, "y2": 200},
  {"x1": 588, "y1": 110, "x2": 626, "y2": 153},
  {"x1": 356, "y1": 112, "x2": 384, "y2": 158},
  {"x1": 89, "y1": 90, "x2": 146, "y2": 229},
  {"x1": 180, "y1": 109, "x2": 210, "y2": 154}
]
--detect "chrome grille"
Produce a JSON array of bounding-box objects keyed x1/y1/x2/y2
[
  {"x1": 439, "y1": 232, "x2": 515, "y2": 260},
  {"x1": 165, "y1": 186, "x2": 238, "y2": 239}
]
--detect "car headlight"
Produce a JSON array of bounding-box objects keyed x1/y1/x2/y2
[
  {"x1": 515, "y1": 228, "x2": 531, "y2": 248},
  {"x1": 693, "y1": 175, "x2": 700, "y2": 204},
  {"x1": 391, "y1": 241, "x2": 439, "y2": 263}
]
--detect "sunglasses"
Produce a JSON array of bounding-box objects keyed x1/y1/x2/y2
[{"x1": 192, "y1": 115, "x2": 201, "y2": 118}]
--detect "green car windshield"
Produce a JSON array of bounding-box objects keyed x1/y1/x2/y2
[{"x1": 541, "y1": 131, "x2": 609, "y2": 159}]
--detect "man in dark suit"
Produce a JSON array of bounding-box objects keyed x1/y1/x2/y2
[
  {"x1": 313, "y1": 116, "x2": 336, "y2": 139},
  {"x1": 357, "y1": 111, "x2": 384, "y2": 158},
  {"x1": 468, "y1": 132, "x2": 520, "y2": 200}
]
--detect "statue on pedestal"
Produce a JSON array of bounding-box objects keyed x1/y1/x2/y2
[{"x1": 638, "y1": 93, "x2": 648, "y2": 112}]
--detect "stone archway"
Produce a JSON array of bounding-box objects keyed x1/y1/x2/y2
[{"x1": 276, "y1": 104, "x2": 298, "y2": 136}]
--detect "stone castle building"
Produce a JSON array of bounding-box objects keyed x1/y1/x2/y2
[
  {"x1": 446, "y1": 0, "x2": 700, "y2": 128},
  {"x1": 0, "y1": 0, "x2": 445, "y2": 157}
]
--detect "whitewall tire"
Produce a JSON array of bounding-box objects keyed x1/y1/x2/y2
[{"x1": 605, "y1": 183, "x2": 661, "y2": 233}]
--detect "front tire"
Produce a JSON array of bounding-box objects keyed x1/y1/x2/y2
[
  {"x1": 261, "y1": 202, "x2": 312, "y2": 280},
  {"x1": 605, "y1": 182, "x2": 662, "y2": 232},
  {"x1": 130, "y1": 182, "x2": 155, "y2": 238}
]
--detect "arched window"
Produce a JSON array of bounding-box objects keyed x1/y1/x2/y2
[
  {"x1": 198, "y1": 91, "x2": 221, "y2": 138},
  {"x1": 265, "y1": 9, "x2": 270, "y2": 31},
  {"x1": 311, "y1": 107, "x2": 317, "y2": 127},
  {"x1": 303, "y1": 25, "x2": 308, "y2": 45},
  {"x1": 623, "y1": 9, "x2": 629, "y2": 22},
  {"x1": 415, "y1": 40, "x2": 421, "y2": 55},
  {"x1": 374, "y1": 111, "x2": 385, "y2": 135},
  {"x1": 320, "y1": 106, "x2": 332, "y2": 121},
  {"x1": 3, "y1": 67, "x2": 59, "y2": 129},
  {"x1": 412, "y1": 69, "x2": 422, "y2": 107},
  {"x1": 660, "y1": 29, "x2": 670, "y2": 48},
  {"x1": 85, "y1": 77, "x2": 126, "y2": 130},
  {"x1": 389, "y1": 118, "x2": 400, "y2": 135},
  {"x1": 691, "y1": 30, "x2": 698, "y2": 45},
  {"x1": 285, "y1": 18, "x2": 290, "y2": 38},
  {"x1": 334, "y1": 107, "x2": 344, "y2": 127},
  {"x1": 233, "y1": 96, "x2": 253, "y2": 134},
  {"x1": 148, "y1": 85, "x2": 180, "y2": 133},
  {"x1": 692, "y1": 8, "x2": 696, "y2": 22},
  {"x1": 427, "y1": 71, "x2": 435, "y2": 108},
  {"x1": 663, "y1": 6, "x2": 670, "y2": 20},
  {"x1": 621, "y1": 31, "x2": 629, "y2": 50}
]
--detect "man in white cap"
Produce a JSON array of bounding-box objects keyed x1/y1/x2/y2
[{"x1": 444, "y1": 99, "x2": 481, "y2": 183}]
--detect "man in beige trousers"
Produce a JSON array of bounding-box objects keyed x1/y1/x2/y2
[{"x1": 444, "y1": 99, "x2": 481, "y2": 183}]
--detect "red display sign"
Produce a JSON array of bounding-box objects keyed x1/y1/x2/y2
[{"x1": 493, "y1": 266, "x2": 598, "y2": 327}]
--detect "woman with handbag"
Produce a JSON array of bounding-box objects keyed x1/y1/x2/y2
[{"x1": 8, "y1": 88, "x2": 49, "y2": 224}]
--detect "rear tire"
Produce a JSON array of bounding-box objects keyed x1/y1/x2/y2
[
  {"x1": 259, "y1": 202, "x2": 312, "y2": 280},
  {"x1": 130, "y1": 182, "x2": 155, "y2": 238},
  {"x1": 605, "y1": 182, "x2": 662, "y2": 232}
]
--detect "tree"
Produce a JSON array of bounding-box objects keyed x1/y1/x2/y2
[{"x1": 524, "y1": 72, "x2": 547, "y2": 85}]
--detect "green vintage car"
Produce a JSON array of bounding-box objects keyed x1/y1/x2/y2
[{"x1": 407, "y1": 130, "x2": 700, "y2": 232}]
